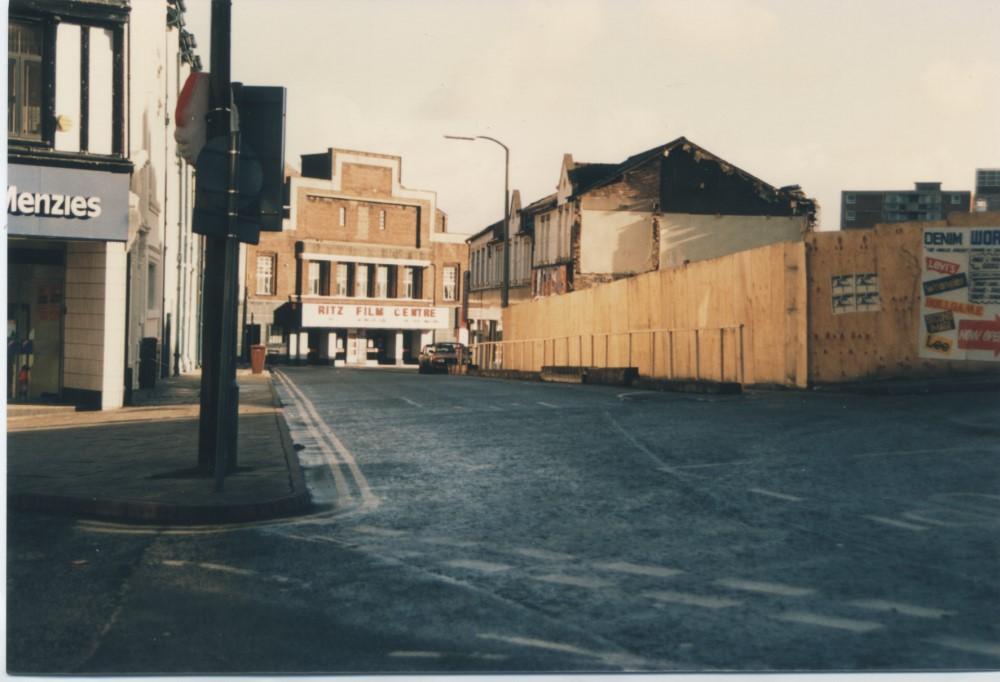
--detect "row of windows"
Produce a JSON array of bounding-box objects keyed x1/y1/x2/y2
[
  {"x1": 844, "y1": 193, "x2": 964, "y2": 205},
  {"x1": 844, "y1": 210, "x2": 944, "y2": 222},
  {"x1": 306, "y1": 196, "x2": 399, "y2": 230},
  {"x1": 469, "y1": 238, "x2": 530, "y2": 289},
  {"x1": 255, "y1": 256, "x2": 458, "y2": 302}
]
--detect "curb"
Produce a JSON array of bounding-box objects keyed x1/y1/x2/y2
[
  {"x1": 633, "y1": 377, "x2": 742, "y2": 395},
  {"x1": 810, "y1": 378, "x2": 1000, "y2": 396},
  {"x1": 8, "y1": 375, "x2": 313, "y2": 526}
]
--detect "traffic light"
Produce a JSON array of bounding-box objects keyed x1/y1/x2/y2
[{"x1": 189, "y1": 81, "x2": 286, "y2": 245}]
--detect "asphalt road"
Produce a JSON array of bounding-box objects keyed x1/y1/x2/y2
[{"x1": 7, "y1": 367, "x2": 1000, "y2": 674}]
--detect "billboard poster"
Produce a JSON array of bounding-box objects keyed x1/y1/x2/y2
[{"x1": 920, "y1": 227, "x2": 1000, "y2": 361}]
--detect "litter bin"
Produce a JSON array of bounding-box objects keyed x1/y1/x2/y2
[{"x1": 250, "y1": 344, "x2": 267, "y2": 374}]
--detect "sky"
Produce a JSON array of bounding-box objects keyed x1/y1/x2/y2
[{"x1": 184, "y1": 0, "x2": 1000, "y2": 233}]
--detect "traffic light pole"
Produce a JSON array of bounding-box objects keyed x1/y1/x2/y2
[{"x1": 197, "y1": 0, "x2": 240, "y2": 490}]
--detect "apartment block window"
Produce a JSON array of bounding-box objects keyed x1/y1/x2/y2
[
  {"x1": 355, "y1": 263, "x2": 369, "y2": 298},
  {"x1": 379, "y1": 210, "x2": 386, "y2": 230},
  {"x1": 308, "y1": 261, "x2": 330, "y2": 295},
  {"x1": 402, "y1": 267, "x2": 414, "y2": 299},
  {"x1": 443, "y1": 265, "x2": 458, "y2": 301},
  {"x1": 845, "y1": 194, "x2": 856, "y2": 205},
  {"x1": 845, "y1": 210, "x2": 856, "y2": 222},
  {"x1": 375, "y1": 265, "x2": 388, "y2": 298},
  {"x1": 339, "y1": 206, "x2": 346, "y2": 226},
  {"x1": 335, "y1": 263, "x2": 349, "y2": 296},
  {"x1": 256, "y1": 255, "x2": 276, "y2": 295},
  {"x1": 8, "y1": 21, "x2": 44, "y2": 140}
]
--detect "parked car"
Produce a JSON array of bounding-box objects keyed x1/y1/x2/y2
[{"x1": 418, "y1": 342, "x2": 468, "y2": 373}]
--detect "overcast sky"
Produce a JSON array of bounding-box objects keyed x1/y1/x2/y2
[{"x1": 185, "y1": 0, "x2": 1000, "y2": 233}]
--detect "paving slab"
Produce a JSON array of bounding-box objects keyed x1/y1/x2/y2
[{"x1": 6, "y1": 370, "x2": 311, "y2": 525}]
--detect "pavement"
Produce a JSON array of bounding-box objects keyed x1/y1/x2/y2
[{"x1": 6, "y1": 369, "x2": 311, "y2": 525}]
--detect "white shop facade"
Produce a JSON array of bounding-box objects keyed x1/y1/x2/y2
[{"x1": 294, "y1": 301, "x2": 450, "y2": 366}]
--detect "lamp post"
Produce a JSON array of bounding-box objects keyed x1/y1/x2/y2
[{"x1": 444, "y1": 134, "x2": 510, "y2": 308}]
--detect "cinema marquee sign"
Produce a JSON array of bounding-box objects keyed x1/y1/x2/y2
[
  {"x1": 7, "y1": 164, "x2": 129, "y2": 241},
  {"x1": 301, "y1": 302, "x2": 450, "y2": 330}
]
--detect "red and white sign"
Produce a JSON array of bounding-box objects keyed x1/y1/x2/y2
[
  {"x1": 175, "y1": 72, "x2": 210, "y2": 165},
  {"x1": 957, "y1": 316, "x2": 1000, "y2": 357},
  {"x1": 925, "y1": 256, "x2": 960, "y2": 275},
  {"x1": 302, "y1": 302, "x2": 450, "y2": 330}
]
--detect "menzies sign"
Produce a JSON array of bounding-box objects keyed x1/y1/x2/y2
[
  {"x1": 7, "y1": 164, "x2": 129, "y2": 241},
  {"x1": 301, "y1": 302, "x2": 450, "y2": 330}
]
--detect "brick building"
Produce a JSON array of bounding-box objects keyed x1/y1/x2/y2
[
  {"x1": 243, "y1": 148, "x2": 467, "y2": 366},
  {"x1": 841, "y1": 182, "x2": 971, "y2": 229}
]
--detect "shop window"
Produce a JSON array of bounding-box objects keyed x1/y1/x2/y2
[
  {"x1": 266, "y1": 323, "x2": 283, "y2": 346},
  {"x1": 335, "y1": 263, "x2": 349, "y2": 296},
  {"x1": 443, "y1": 265, "x2": 457, "y2": 301},
  {"x1": 256, "y1": 254, "x2": 275, "y2": 295},
  {"x1": 8, "y1": 21, "x2": 44, "y2": 140}
]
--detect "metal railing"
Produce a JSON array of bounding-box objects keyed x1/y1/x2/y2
[{"x1": 471, "y1": 324, "x2": 745, "y2": 383}]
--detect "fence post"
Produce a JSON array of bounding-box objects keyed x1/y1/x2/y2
[
  {"x1": 739, "y1": 324, "x2": 745, "y2": 384},
  {"x1": 651, "y1": 330, "x2": 656, "y2": 377},
  {"x1": 695, "y1": 329, "x2": 701, "y2": 380},
  {"x1": 720, "y1": 328, "x2": 725, "y2": 382},
  {"x1": 667, "y1": 329, "x2": 674, "y2": 379}
]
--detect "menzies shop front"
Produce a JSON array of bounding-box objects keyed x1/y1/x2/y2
[
  {"x1": 7, "y1": 163, "x2": 129, "y2": 408},
  {"x1": 280, "y1": 302, "x2": 451, "y2": 366}
]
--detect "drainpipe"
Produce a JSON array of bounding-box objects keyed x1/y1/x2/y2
[{"x1": 174, "y1": 48, "x2": 184, "y2": 376}]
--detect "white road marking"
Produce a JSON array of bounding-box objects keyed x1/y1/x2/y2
[
  {"x1": 445, "y1": 559, "x2": 511, "y2": 573},
  {"x1": 274, "y1": 372, "x2": 353, "y2": 505},
  {"x1": 853, "y1": 445, "x2": 989, "y2": 459},
  {"x1": 158, "y1": 560, "x2": 311, "y2": 588},
  {"x1": 863, "y1": 515, "x2": 927, "y2": 531},
  {"x1": 901, "y1": 511, "x2": 965, "y2": 527},
  {"x1": 534, "y1": 574, "x2": 613, "y2": 589},
  {"x1": 422, "y1": 537, "x2": 479, "y2": 548},
  {"x1": 847, "y1": 599, "x2": 953, "y2": 619},
  {"x1": 675, "y1": 460, "x2": 753, "y2": 469},
  {"x1": 513, "y1": 547, "x2": 576, "y2": 561},
  {"x1": 537, "y1": 401, "x2": 559, "y2": 408},
  {"x1": 477, "y1": 633, "x2": 654, "y2": 670},
  {"x1": 616, "y1": 392, "x2": 648, "y2": 400},
  {"x1": 644, "y1": 590, "x2": 741, "y2": 609},
  {"x1": 389, "y1": 651, "x2": 443, "y2": 659},
  {"x1": 748, "y1": 488, "x2": 803, "y2": 502},
  {"x1": 927, "y1": 636, "x2": 1000, "y2": 660},
  {"x1": 773, "y1": 611, "x2": 883, "y2": 633},
  {"x1": 604, "y1": 411, "x2": 677, "y2": 473},
  {"x1": 275, "y1": 370, "x2": 380, "y2": 511},
  {"x1": 715, "y1": 578, "x2": 814, "y2": 597},
  {"x1": 400, "y1": 396, "x2": 422, "y2": 408},
  {"x1": 593, "y1": 561, "x2": 683, "y2": 579},
  {"x1": 354, "y1": 525, "x2": 407, "y2": 537}
]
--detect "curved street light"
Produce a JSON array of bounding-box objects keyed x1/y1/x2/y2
[{"x1": 444, "y1": 134, "x2": 510, "y2": 308}]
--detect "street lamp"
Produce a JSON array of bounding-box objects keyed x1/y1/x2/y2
[{"x1": 444, "y1": 134, "x2": 510, "y2": 308}]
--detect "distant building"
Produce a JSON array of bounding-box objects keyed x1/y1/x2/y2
[
  {"x1": 841, "y1": 182, "x2": 971, "y2": 229},
  {"x1": 974, "y1": 169, "x2": 1000, "y2": 212},
  {"x1": 243, "y1": 148, "x2": 468, "y2": 366}
]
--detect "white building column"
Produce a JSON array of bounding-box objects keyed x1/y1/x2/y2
[
  {"x1": 394, "y1": 331, "x2": 404, "y2": 365},
  {"x1": 101, "y1": 242, "x2": 127, "y2": 409}
]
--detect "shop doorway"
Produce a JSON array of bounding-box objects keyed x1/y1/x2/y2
[{"x1": 7, "y1": 247, "x2": 66, "y2": 402}]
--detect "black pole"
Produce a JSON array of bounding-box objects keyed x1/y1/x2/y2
[{"x1": 196, "y1": 0, "x2": 240, "y2": 489}]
